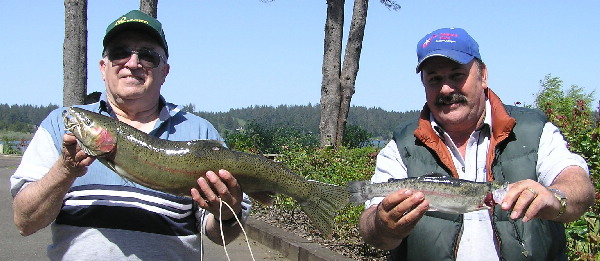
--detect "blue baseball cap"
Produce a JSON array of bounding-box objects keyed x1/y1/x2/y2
[{"x1": 415, "y1": 28, "x2": 481, "y2": 73}]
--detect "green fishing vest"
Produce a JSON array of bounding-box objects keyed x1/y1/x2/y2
[{"x1": 389, "y1": 105, "x2": 566, "y2": 261}]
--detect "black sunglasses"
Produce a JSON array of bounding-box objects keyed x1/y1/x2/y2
[{"x1": 107, "y1": 47, "x2": 167, "y2": 68}]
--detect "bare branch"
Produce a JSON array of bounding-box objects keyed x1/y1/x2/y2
[{"x1": 379, "y1": 0, "x2": 401, "y2": 11}]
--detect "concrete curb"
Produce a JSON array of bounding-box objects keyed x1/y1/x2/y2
[{"x1": 245, "y1": 217, "x2": 356, "y2": 261}]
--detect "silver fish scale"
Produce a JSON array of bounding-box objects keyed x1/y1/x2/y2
[
  {"x1": 63, "y1": 107, "x2": 352, "y2": 236},
  {"x1": 348, "y1": 174, "x2": 502, "y2": 214}
]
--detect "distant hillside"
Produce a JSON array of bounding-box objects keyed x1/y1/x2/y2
[
  {"x1": 0, "y1": 103, "x2": 419, "y2": 140},
  {"x1": 189, "y1": 104, "x2": 419, "y2": 140},
  {"x1": 0, "y1": 104, "x2": 59, "y2": 133}
]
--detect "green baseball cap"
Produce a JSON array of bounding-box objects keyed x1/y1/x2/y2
[{"x1": 103, "y1": 10, "x2": 169, "y2": 57}]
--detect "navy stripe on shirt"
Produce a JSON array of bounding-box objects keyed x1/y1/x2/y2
[{"x1": 56, "y1": 184, "x2": 200, "y2": 236}]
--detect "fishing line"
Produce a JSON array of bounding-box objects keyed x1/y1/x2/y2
[
  {"x1": 218, "y1": 198, "x2": 256, "y2": 261},
  {"x1": 198, "y1": 199, "x2": 256, "y2": 261}
]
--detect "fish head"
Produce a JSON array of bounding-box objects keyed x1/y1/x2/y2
[
  {"x1": 488, "y1": 182, "x2": 509, "y2": 206},
  {"x1": 63, "y1": 107, "x2": 116, "y2": 157}
]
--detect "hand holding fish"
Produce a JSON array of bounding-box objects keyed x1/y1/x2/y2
[
  {"x1": 191, "y1": 169, "x2": 243, "y2": 222},
  {"x1": 13, "y1": 133, "x2": 98, "y2": 236},
  {"x1": 59, "y1": 133, "x2": 96, "y2": 178},
  {"x1": 191, "y1": 169, "x2": 246, "y2": 245},
  {"x1": 378, "y1": 189, "x2": 430, "y2": 234},
  {"x1": 499, "y1": 179, "x2": 563, "y2": 222},
  {"x1": 359, "y1": 189, "x2": 429, "y2": 250}
]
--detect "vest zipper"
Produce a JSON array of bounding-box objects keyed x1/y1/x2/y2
[{"x1": 510, "y1": 219, "x2": 531, "y2": 257}]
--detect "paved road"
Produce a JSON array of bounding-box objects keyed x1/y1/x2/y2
[{"x1": 0, "y1": 155, "x2": 288, "y2": 260}]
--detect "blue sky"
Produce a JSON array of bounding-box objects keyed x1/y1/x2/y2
[{"x1": 3, "y1": 1, "x2": 599, "y2": 113}]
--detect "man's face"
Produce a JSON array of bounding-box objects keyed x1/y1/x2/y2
[
  {"x1": 99, "y1": 31, "x2": 169, "y2": 107},
  {"x1": 420, "y1": 57, "x2": 488, "y2": 132}
]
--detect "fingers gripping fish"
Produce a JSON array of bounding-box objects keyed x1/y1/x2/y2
[{"x1": 63, "y1": 107, "x2": 351, "y2": 236}]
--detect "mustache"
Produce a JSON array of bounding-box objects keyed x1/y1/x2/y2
[{"x1": 435, "y1": 93, "x2": 468, "y2": 105}]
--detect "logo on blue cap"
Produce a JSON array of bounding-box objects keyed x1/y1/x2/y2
[{"x1": 416, "y1": 28, "x2": 481, "y2": 73}]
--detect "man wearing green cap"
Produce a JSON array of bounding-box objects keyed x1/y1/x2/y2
[
  {"x1": 11, "y1": 10, "x2": 251, "y2": 260},
  {"x1": 358, "y1": 28, "x2": 594, "y2": 260}
]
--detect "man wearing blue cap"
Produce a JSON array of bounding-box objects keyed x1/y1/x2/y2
[
  {"x1": 358, "y1": 28, "x2": 594, "y2": 260},
  {"x1": 11, "y1": 10, "x2": 251, "y2": 260}
]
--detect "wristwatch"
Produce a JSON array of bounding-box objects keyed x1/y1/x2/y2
[{"x1": 548, "y1": 188, "x2": 567, "y2": 218}]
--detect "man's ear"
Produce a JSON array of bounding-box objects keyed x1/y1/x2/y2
[
  {"x1": 480, "y1": 63, "x2": 488, "y2": 89},
  {"x1": 162, "y1": 63, "x2": 170, "y2": 78},
  {"x1": 99, "y1": 58, "x2": 107, "y2": 81}
]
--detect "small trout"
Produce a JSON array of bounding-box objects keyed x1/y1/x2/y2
[
  {"x1": 63, "y1": 107, "x2": 350, "y2": 236},
  {"x1": 348, "y1": 173, "x2": 508, "y2": 214}
]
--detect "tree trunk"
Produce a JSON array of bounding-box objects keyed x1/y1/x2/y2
[
  {"x1": 319, "y1": 0, "x2": 345, "y2": 147},
  {"x1": 335, "y1": 0, "x2": 368, "y2": 146},
  {"x1": 63, "y1": 0, "x2": 87, "y2": 107},
  {"x1": 140, "y1": 0, "x2": 159, "y2": 18},
  {"x1": 319, "y1": 0, "x2": 370, "y2": 148}
]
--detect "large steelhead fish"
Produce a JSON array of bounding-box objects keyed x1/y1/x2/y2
[
  {"x1": 348, "y1": 173, "x2": 507, "y2": 214},
  {"x1": 63, "y1": 107, "x2": 350, "y2": 236}
]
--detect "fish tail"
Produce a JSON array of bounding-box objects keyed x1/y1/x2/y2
[
  {"x1": 299, "y1": 180, "x2": 351, "y2": 237},
  {"x1": 347, "y1": 180, "x2": 371, "y2": 205}
]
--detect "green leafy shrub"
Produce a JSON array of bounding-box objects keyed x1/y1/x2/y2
[
  {"x1": 1, "y1": 135, "x2": 27, "y2": 155},
  {"x1": 261, "y1": 142, "x2": 386, "y2": 258},
  {"x1": 343, "y1": 124, "x2": 373, "y2": 148},
  {"x1": 224, "y1": 121, "x2": 318, "y2": 154},
  {"x1": 534, "y1": 74, "x2": 599, "y2": 260}
]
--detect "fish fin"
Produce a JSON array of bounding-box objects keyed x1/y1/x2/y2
[
  {"x1": 97, "y1": 158, "x2": 136, "y2": 187},
  {"x1": 300, "y1": 181, "x2": 351, "y2": 238},
  {"x1": 423, "y1": 172, "x2": 450, "y2": 178},
  {"x1": 201, "y1": 139, "x2": 226, "y2": 146},
  {"x1": 385, "y1": 173, "x2": 449, "y2": 183},
  {"x1": 247, "y1": 191, "x2": 276, "y2": 205},
  {"x1": 188, "y1": 139, "x2": 228, "y2": 150},
  {"x1": 347, "y1": 180, "x2": 372, "y2": 205},
  {"x1": 77, "y1": 141, "x2": 96, "y2": 156},
  {"x1": 98, "y1": 158, "x2": 118, "y2": 173}
]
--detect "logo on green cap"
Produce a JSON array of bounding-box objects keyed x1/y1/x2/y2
[
  {"x1": 103, "y1": 10, "x2": 169, "y2": 57},
  {"x1": 114, "y1": 16, "x2": 150, "y2": 27}
]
